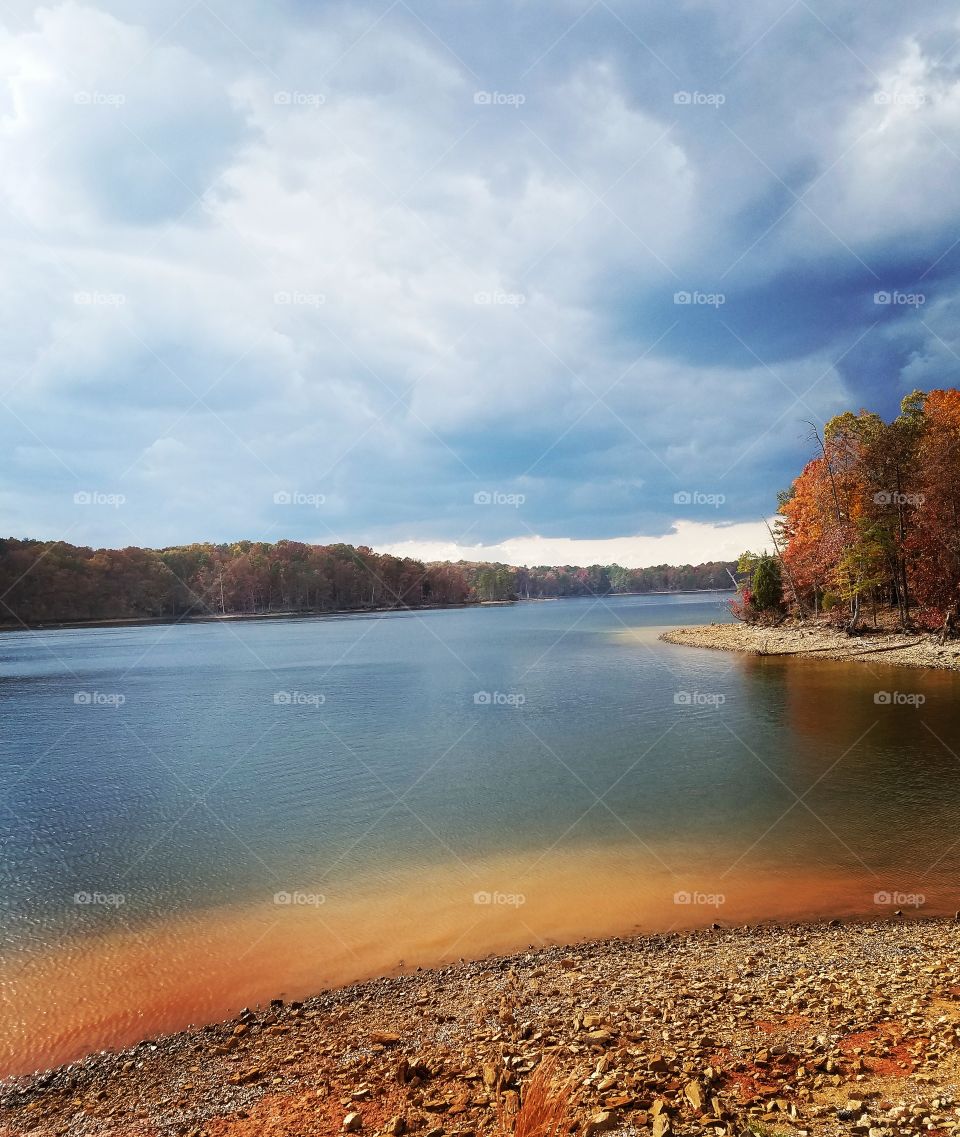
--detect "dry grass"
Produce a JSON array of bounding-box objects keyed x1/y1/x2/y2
[{"x1": 497, "y1": 1058, "x2": 576, "y2": 1136}]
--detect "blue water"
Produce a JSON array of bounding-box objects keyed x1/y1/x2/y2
[
  {"x1": 0, "y1": 595, "x2": 727, "y2": 935},
  {"x1": 2, "y1": 592, "x2": 959, "y2": 1071}
]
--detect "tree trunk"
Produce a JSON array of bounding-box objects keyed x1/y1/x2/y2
[
  {"x1": 939, "y1": 604, "x2": 958, "y2": 645},
  {"x1": 846, "y1": 592, "x2": 860, "y2": 635}
]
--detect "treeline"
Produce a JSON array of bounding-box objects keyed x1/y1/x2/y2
[
  {"x1": 466, "y1": 561, "x2": 736, "y2": 600},
  {"x1": 751, "y1": 388, "x2": 960, "y2": 632},
  {"x1": 0, "y1": 541, "x2": 470, "y2": 625},
  {"x1": 0, "y1": 537, "x2": 735, "y2": 627}
]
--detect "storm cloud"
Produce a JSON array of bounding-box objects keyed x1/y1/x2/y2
[{"x1": 1, "y1": 0, "x2": 958, "y2": 564}]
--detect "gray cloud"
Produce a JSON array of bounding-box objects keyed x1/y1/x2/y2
[{"x1": 1, "y1": 0, "x2": 958, "y2": 556}]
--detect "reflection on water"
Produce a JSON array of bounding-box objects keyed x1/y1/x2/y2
[{"x1": 0, "y1": 594, "x2": 958, "y2": 1074}]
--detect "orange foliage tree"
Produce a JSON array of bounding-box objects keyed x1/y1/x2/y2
[{"x1": 778, "y1": 389, "x2": 960, "y2": 633}]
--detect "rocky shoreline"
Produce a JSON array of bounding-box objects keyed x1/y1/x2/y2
[
  {"x1": 660, "y1": 621, "x2": 960, "y2": 672},
  {"x1": 4, "y1": 919, "x2": 960, "y2": 1137}
]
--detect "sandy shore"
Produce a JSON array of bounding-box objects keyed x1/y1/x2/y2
[
  {"x1": 4, "y1": 919, "x2": 960, "y2": 1137},
  {"x1": 660, "y1": 620, "x2": 960, "y2": 672}
]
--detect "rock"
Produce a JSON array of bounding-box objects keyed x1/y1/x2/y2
[
  {"x1": 652, "y1": 1114, "x2": 672, "y2": 1137},
  {"x1": 371, "y1": 1032, "x2": 401, "y2": 1046},
  {"x1": 585, "y1": 1030, "x2": 612, "y2": 1045},
  {"x1": 684, "y1": 1080, "x2": 703, "y2": 1110},
  {"x1": 342, "y1": 1112, "x2": 362, "y2": 1132},
  {"x1": 583, "y1": 1109, "x2": 617, "y2": 1136},
  {"x1": 227, "y1": 1067, "x2": 264, "y2": 1085},
  {"x1": 384, "y1": 1118, "x2": 406, "y2": 1136}
]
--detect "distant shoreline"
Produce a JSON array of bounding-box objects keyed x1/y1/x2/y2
[
  {"x1": 0, "y1": 601, "x2": 478, "y2": 633},
  {"x1": 661, "y1": 619, "x2": 960, "y2": 672},
  {"x1": 0, "y1": 589, "x2": 734, "y2": 634}
]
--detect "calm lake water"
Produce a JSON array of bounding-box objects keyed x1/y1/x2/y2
[{"x1": 2, "y1": 592, "x2": 959, "y2": 1074}]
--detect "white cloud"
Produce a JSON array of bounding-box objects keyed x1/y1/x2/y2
[
  {"x1": 794, "y1": 38, "x2": 960, "y2": 248},
  {"x1": 0, "y1": 1, "x2": 950, "y2": 553},
  {"x1": 379, "y1": 518, "x2": 772, "y2": 568},
  {"x1": 0, "y1": 1, "x2": 245, "y2": 226}
]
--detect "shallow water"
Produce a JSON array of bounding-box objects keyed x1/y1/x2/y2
[{"x1": 1, "y1": 594, "x2": 958, "y2": 1074}]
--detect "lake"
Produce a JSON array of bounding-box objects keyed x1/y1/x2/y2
[{"x1": 1, "y1": 592, "x2": 959, "y2": 1074}]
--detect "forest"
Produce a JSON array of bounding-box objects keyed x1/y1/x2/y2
[
  {"x1": 0, "y1": 537, "x2": 735, "y2": 627},
  {"x1": 739, "y1": 388, "x2": 960, "y2": 633}
]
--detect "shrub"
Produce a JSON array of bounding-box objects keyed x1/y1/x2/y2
[{"x1": 751, "y1": 554, "x2": 784, "y2": 614}]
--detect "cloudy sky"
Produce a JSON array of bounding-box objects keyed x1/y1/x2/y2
[{"x1": 1, "y1": 0, "x2": 957, "y2": 566}]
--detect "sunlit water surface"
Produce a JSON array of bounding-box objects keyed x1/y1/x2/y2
[{"x1": 2, "y1": 593, "x2": 959, "y2": 1073}]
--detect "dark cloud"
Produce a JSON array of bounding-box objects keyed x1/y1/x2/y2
[{"x1": 1, "y1": 0, "x2": 959, "y2": 558}]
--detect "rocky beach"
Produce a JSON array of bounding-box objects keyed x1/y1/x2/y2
[
  {"x1": 4, "y1": 919, "x2": 960, "y2": 1137},
  {"x1": 660, "y1": 622, "x2": 960, "y2": 673}
]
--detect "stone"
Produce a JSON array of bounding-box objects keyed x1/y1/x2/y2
[
  {"x1": 652, "y1": 1114, "x2": 672, "y2": 1137},
  {"x1": 684, "y1": 1080, "x2": 704, "y2": 1110},
  {"x1": 342, "y1": 1112, "x2": 362, "y2": 1132},
  {"x1": 583, "y1": 1110, "x2": 616, "y2": 1136}
]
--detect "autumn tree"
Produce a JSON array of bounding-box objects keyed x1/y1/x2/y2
[{"x1": 779, "y1": 389, "x2": 960, "y2": 633}]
